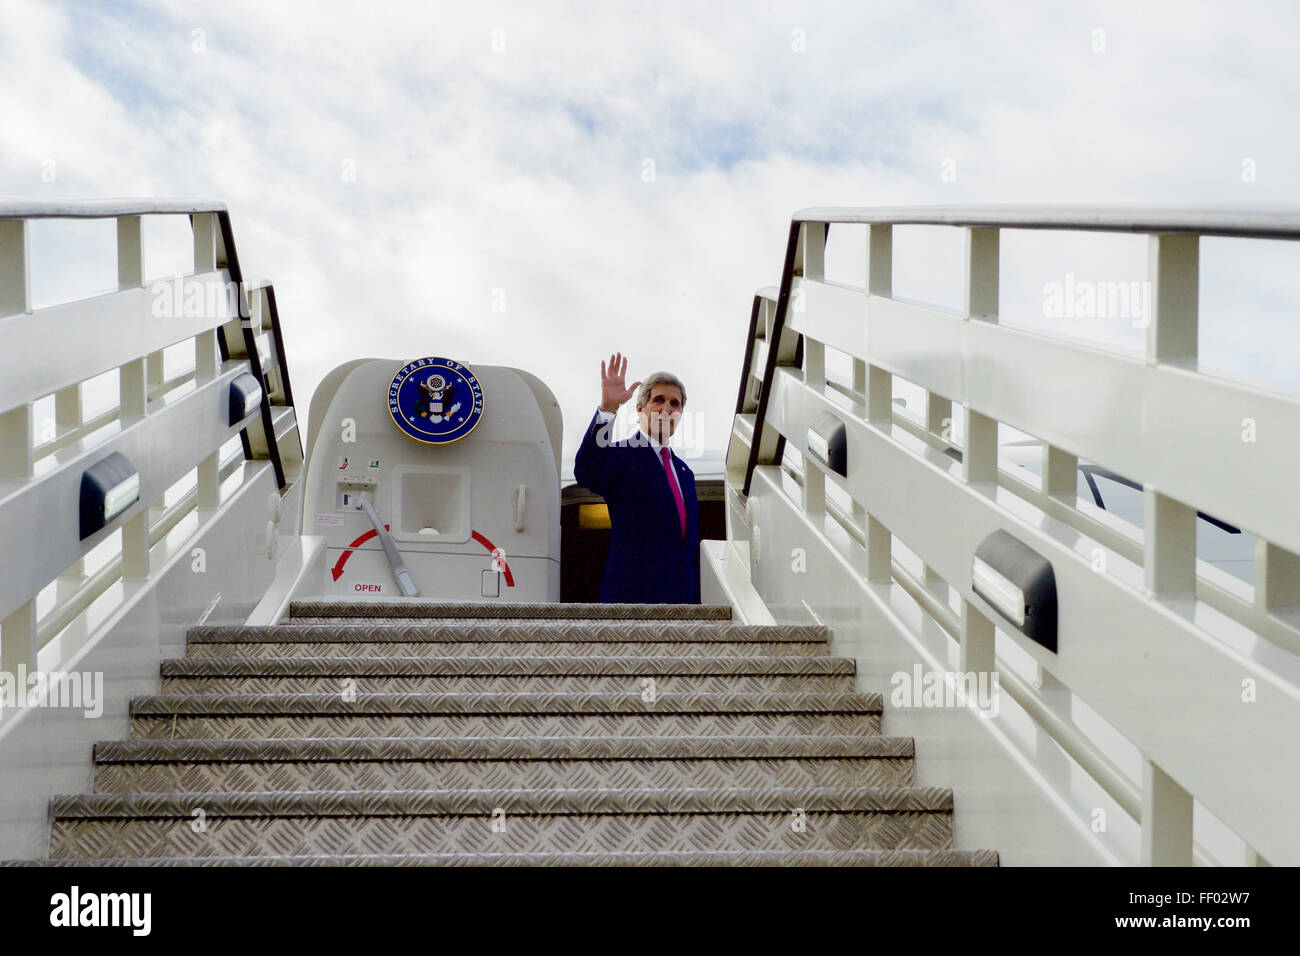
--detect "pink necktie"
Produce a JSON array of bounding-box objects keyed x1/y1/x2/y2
[{"x1": 661, "y1": 446, "x2": 686, "y2": 537}]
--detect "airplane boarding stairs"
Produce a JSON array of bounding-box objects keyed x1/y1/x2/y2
[
  {"x1": 9, "y1": 200, "x2": 1300, "y2": 867},
  {"x1": 30, "y1": 600, "x2": 997, "y2": 865}
]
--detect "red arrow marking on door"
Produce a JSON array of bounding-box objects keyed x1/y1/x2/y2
[
  {"x1": 330, "y1": 527, "x2": 515, "y2": 587},
  {"x1": 473, "y1": 530, "x2": 514, "y2": 587},
  {"x1": 331, "y1": 526, "x2": 386, "y2": 581}
]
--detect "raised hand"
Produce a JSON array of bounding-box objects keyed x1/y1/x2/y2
[{"x1": 599, "y1": 352, "x2": 641, "y2": 413}]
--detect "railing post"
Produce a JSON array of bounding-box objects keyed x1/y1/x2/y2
[
  {"x1": 1144, "y1": 489, "x2": 1196, "y2": 597},
  {"x1": 961, "y1": 600, "x2": 996, "y2": 675},
  {"x1": 851, "y1": 358, "x2": 866, "y2": 396},
  {"x1": 804, "y1": 340, "x2": 825, "y2": 392},
  {"x1": 1147, "y1": 233, "x2": 1199, "y2": 363},
  {"x1": 54, "y1": 386, "x2": 84, "y2": 577},
  {"x1": 197, "y1": 452, "x2": 220, "y2": 510},
  {"x1": 1043, "y1": 444, "x2": 1078, "y2": 503},
  {"x1": 0, "y1": 601, "x2": 37, "y2": 679},
  {"x1": 1256, "y1": 541, "x2": 1300, "y2": 612},
  {"x1": 1142, "y1": 233, "x2": 1200, "y2": 599},
  {"x1": 119, "y1": 357, "x2": 148, "y2": 419},
  {"x1": 921, "y1": 390, "x2": 953, "y2": 584},
  {"x1": 797, "y1": 231, "x2": 827, "y2": 517},
  {"x1": 117, "y1": 215, "x2": 167, "y2": 392},
  {"x1": 961, "y1": 227, "x2": 999, "y2": 487},
  {"x1": 962, "y1": 407, "x2": 997, "y2": 486},
  {"x1": 0, "y1": 218, "x2": 31, "y2": 316},
  {"x1": 803, "y1": 459, "x2": 826, "y2": 515},
  {"x1": 965, "y1": 227, "x2": 999, "y2": 321},
  {"x1": 862, "y1": 221, "x2": 894, "y2": 436},
  {"x1": 116, "y1": 215, "x2": 143, "y2": 288},
  {"x1": 0, "y1": 402, "x2": 33, "y2": 482},
  {"x1": 799, "y1": 224, "x2": 826, "y2": 392},
  {"x1": 0, "y1": 218, "x2": 34, "y2": 505},
  {"x1": 866, "y1": 365, "x2": 892, "y2": 426},
  {"x1": 121, "y1": 507, "x2": 150, "y2": 580},
  {"x1": 925, "y1": 392, "x2": 951, "y2": 441},
  {"x1": 196, "y1": 329, "x2": 220, "y2": 380},
  {"x1": 866, "y1": 514, "x2": 891, "y2": 583},
  {"x1": 801, "y1": 222, "x2": 824, "y2": 280},
  {"x1": 117, "y1": 221, "x2": 151, "y2": 579},
  {"x1": 193, "y1": 212, "x2": 218, "y2": 272},
  {"x1": 53, "y1": 385, "x2": 82, "y2": 440},
  {"x1": 861, "y1": 224, "x2": 895, "y2": 585},
  {"x1": 866, "y1": 224, "x2": 892, "y2": 296},
  {"x1": 1141, "y1": 759, "x2": 1193, "y2": 866}
]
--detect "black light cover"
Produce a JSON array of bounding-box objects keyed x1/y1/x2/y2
[
  {"x1": 807, "y1": 411, "x2": 847, "y2": 477},
  {"x1": 973, "y1": 528, "x2": 1059, "y2": 652},
  {"x1": 228, "y1": 372, "x2": 263, "y2": 426},
  {"x1": 79, "y1": 451, "x2": 139, "y2": 540}
]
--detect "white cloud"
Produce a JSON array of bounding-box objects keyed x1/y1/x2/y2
[{"x1": 5, "y1": 0, "x2": 1300, "y2": 478}]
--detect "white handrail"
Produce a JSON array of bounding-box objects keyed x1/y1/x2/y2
[
  {"x1": 0, "y1": 198, "x2": 228, "y2": 219},
  {"x1": 729, "y1": 207, "x2": 1300, "y2": 866},
  {"x1": 0, "y1": 201, "x2": 300, "y2": 696},
  {"x1": 796, "y1": 203, "x2": 1300, "y2": 238}
]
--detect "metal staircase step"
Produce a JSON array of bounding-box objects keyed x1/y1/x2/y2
[
  {"x1": 12, "y1": 848, "x2": 1000, "y2": 866},
  {"x1": 11, "y1": 596, "x2": 997, "y2": 865},
  {"x1": 130, "y1": 690, "x2": 880, "y2": 716},
  {"x1": 162, "y1": 655, "x2": 854, "y2": 677},
  {"x1": 128, "y1": 691, "x2": 883, "y2": 740},
  {"x1": 131, "y1": 710, "x2": 883, "y2": 740},
  {"x1": 49, "y1": 786, "x2": 955, "y2": 858},
  {"x1": 184, "y1": 640, "x2": 829, "y2": 660},
  {"x1": 92, "y1": 733, "x2": 915, "y2": 793},
  {"x1": 188, "y1": 622, "x2": 825, "y2": 644},
  {"x1": 98, "y1": 733, "x2": 910, "y2": 762},
  {"x1": 157, "y1": 654, "x2": 856, "y2": 695},
  {"x1": 160, "y1": 675, "x2": 855, "y2": 695},
  {"x1": 289, "y1": 600, "x2": 732, "y2": 620}
]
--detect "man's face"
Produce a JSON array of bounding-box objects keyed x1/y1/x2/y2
[{"x1": 637, "y1": 384, "x2": 683, "y2": 444}]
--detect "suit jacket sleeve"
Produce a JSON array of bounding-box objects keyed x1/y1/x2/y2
[{"x1": 574, "y1": 408, "x2": 620, "y2": 499}]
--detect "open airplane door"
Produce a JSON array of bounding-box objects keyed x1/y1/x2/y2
[{"x1": 300, "y1": 357, "x2": 561, "y2": 601}]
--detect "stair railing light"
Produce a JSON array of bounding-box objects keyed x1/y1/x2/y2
[
  {"x1": 79, "y1": 452, "x2": 141, "y2": 539},
  {"x1": 972, "y1": 529, "x2": 1058, "y2": 652}
]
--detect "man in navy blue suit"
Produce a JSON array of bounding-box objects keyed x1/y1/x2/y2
[{"x1": 574, "y1": 352, "x2": 699, "y2": 604}]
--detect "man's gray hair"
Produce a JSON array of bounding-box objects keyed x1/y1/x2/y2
[{"x1": 636, "y1": 371, "x2": 687, "y2": 409}]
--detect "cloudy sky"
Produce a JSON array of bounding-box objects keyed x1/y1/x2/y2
[{"x1": 4, "y1": 0, "x2": 1300, "y2": 478}]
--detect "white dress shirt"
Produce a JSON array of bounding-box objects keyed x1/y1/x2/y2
[{"x1": 595, "y1": 407, "x2": 685, "y2": 505}]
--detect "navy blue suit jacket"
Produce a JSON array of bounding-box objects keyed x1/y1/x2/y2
[{"x1": 573, "y1": 409, "x2": 700, "y2": 604}]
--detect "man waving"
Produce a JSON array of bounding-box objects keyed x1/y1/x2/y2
[{"x1": 574, "y1": 352, "x2": 700, "y2": 604}]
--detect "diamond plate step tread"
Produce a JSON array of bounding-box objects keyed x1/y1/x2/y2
[
  {"x1": 158, "y1": 653, "x2": 856, "y2": 696},
  {"x1": 289, "y1": 600, "x2": 732, "y2": 620},
  {"x1": 7, "y1": 848, "x2": 1000, "y2": 866},
  {"x1": 50, "y1": 810, "x2": 955, "y2": 857},
  {"x1": 187, "y1": 622, "x2": 827, "y2": 644},
  {"x1": 159, "y1": 671, "x2": 852, "y2": 697},
  {"x1": 161, "y1": 655, "x2": 855, "y2": 677},
  {"x1": 129, "y1": 712, "x2": 883, "y2": 740},
  {"x1": 94, "y1": 755, "x2": 914, "y2": 794},
  {"x1": 183, "y1": 641, "x2": 831, "y2": 660},
  {"x1": 159, "y1": 657, "x2": 855, "y2": 698},
  {"x1": 160, "y1": 675, "x2": 856, "y2": 696},
  {"x1": 18, "y1": 589, "x2": 1000, "y2": 865},
  {"x1": 129, "y1": 691, "x2": 883, "y2": 717},
  {"x1": 53, "y1": 786, "x2": 953, "y2": 818},
  {"x1": 95, "y1": 733, "x2": 916, "y2": 762},
  {"x1": 92, "y1": 734, "x2": 916, "y2": 794}
]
